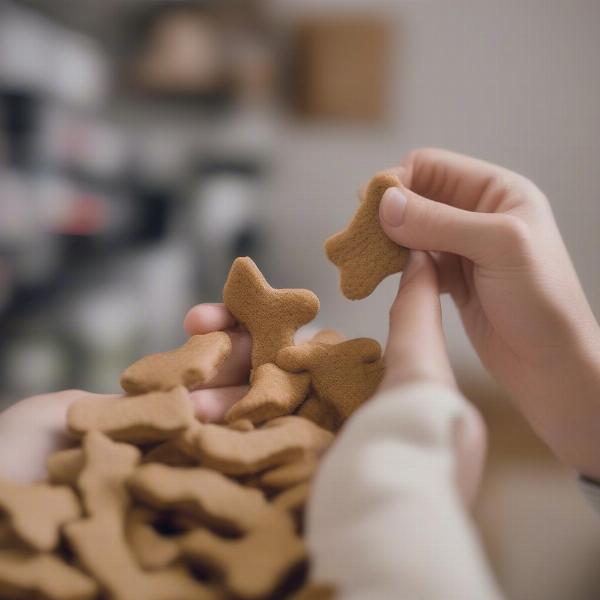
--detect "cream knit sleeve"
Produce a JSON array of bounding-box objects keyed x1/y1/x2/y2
[{"x1": 306, "y1": 382, "x2": 504, "y2": 600}]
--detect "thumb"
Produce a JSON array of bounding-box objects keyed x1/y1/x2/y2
[
  {"x1": 380, "y1": 251, "x2": 455, "y2": 392},
  {"x1": 379, "y1": 185, "x2": 526, "y2": 265}
]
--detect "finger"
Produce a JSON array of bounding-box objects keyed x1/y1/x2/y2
[
  {"x1": 184, "y1": 303, "x2": 237, "y2": 335},
  {"x1": 379, "y1": 184, "x2": 529, "y2": 267},
  {"x1": 200, "y1": 329, "x2": 251, "y2": 388},
  {"x1": 381, "y1": 251, "x2": 455, "y2": 391},
  {"x1": 401, "y1": 147, "x2": 536, "y2": 212},
  {"x1": 428, "y1": 251, "x2": 469, "y2": 309},
  {"x1": 190, "y1": 385, "x2": 249, "y2": 423}
]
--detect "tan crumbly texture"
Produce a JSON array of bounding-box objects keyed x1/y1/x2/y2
[
  {"x1": 179, "y1": 509, "x2": 305, "y2": 600},
  {"x1": 129, "y1": 463, "x2": 274, "y2": 535},
  {"x1": 46, "y1": 448, "x2": 85, "y2": 487},
  {"x1": 278, "y1": 338, "x2": 384, "y2": 421},
  {"x1": 259, "y1": 454, "x2": 319, "y2": 491},
  {"x1": 223, "y1": 257, "x2": 320, "y2": 368},
  {"x1": 125, "y1": 508, "x2": 180, "y2": 571},
  {"x1": 178, "y1": 416, "x2": 334, "y2": 476},
  {"x1": 0, "y1": 549, "x2": 98, "y2": 600},
  {"x1": 120, "y1": 332, "x2": 232, "y2": 394},
  {"x1": 225, "y1": 363, "x2": 311, "y2": 425},
  {"x1": 67, "y1": 386, "x2": 195, "y2": 444},
  {"x1": 325, "y1": 170, "x2": 409, "y2": 300},
  {"x1": 0, "y1": 480, "x2": 81, "y2": 552}
]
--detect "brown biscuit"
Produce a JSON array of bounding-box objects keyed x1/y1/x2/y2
[
  {"x1": 223, "y1": 257, "x2": 320, "y2": 368},
  {"x1": 179, "y1": 416, "x2": 334, "y2": 476},
  {"x1": 259, "y1": 455, "x2": 318, "y2": 491},
  {"x1": 67, "y1": 386, "x2": 195, "y2": 444},
  {"x1": 295, "y1": 394, "x2": 341, "y2": 433},
  {"x1": 142, "y1": 441, "x2": 198, "y2": 467},
  {"x1": 0, "y1": 549, "x2": 98, "y2": 600},
  {"x1": 224, "y1": 364, "x2": 311, "y2": 425},
  {"x1": 66, "y1": 434, "x2": 215, "y2": 600},
  {"x1": 290, "y1": 583, "x2": 337, "y2": 600},
  {"x1": 310, "y1": 329, "x2": 345, "y2": 345},
  {"x1": 277, "y1": 339, "x2": 384, "y2": 421},
  {"x1": 325, "y1": 170, "x2": 408, "y2": 300},
  {"x1": 129, "y1": 464, "x2": 272, "y2": 535},
  {"x1": 120, "y1": 332, "x2": 232, "y2": 394},
  {"x1": 180, "y1": 510, "x2": 305, "y2": 600},
  {"x1": 273, "y1": 482, "x2": 311, "y2": 515},
  {"x1": 228, "y1": 419, "x2": 255, "y2": 432},
  {"x1": 46, "y1": 448, "x2": 84, "y2": 486},
  {"x1": 0, "y1": 480, "x2": 81, "y2": 552},
  {"x1": 66, "y1": 519, "x2": 215, "y2": 600},
  {"x1": 126, "y1": 508, "x2": 180, "y2": 570},
  {"x1": 0, "y1": 521, "x2": 20, "y2": 549},
  {"x1": 76, "y1": 431, "x2": 141, "y2": 520}
]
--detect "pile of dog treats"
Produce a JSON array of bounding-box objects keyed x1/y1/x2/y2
[{"x1": 0, "y1": 171, "x2": 407, "y2": 599}]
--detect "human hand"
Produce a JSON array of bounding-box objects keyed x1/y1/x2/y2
[
  {"x1": 379, "y1": 250, "x2": 487, "y2": 506},
  {"x1": 379, "y1": 147, "x2": 600, "y2": 478},
  {"x1": 0, "y1": 329, "x2": 251, "y2": 484}
]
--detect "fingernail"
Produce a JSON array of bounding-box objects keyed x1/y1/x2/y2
[{"x1": 380, "y1": 187, "x2": 407, "y2": 227}]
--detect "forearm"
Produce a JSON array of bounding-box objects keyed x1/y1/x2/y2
[
  {"x1": 520, "y1": 332, "x2": 600, "y2": 480},
  {"x1": 306, "y1": 382, "x2": 504, "y2": 600}
]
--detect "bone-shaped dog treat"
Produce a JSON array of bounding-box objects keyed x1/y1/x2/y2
[
  {"x1": 295, "y1": 394, "x2": 341, "y2": 433},
  {"x1": 0, "y1": 520, "x2": 19, "y2": 548},
  {"x1": 0, "y1": 549, "x2": 98, "y2": 600},
  {"x1": 76, "y1": 431, "x2": 141, "y2": 521},
  {"x1": 310, "y1": 329, "x2": 345, "y2": 345},
  {"x1": 66, "y1": 434, "x2": 215, "y2": 600},
  {"x1": 180, "y1": 510, "x2": 305, "y2": 600},
  {"x1": 180, "y1": 416, "x2": 334, "y2": 476},
  {"x1": 273, "y1": 482, "x2": 311, "y2": 515},
  {"x1": 325, "y1": 170, "x2": 408, "y2": 300},
  {"x1": 277, "y1": 339, "x2": 384, "y2": 421},
  {"x1": 223, "y1": 257, "x2": 320, "y2": 368},
  {"x1": 259, "y1": 455, "x2": 318, "y2": 491},
  {"x1": 126, "y1": 508, "x2": 180, "y2": 571},
  {"x1": 120, "y1": 332, "x2": 232, "y2": 394},
  {"x1": 225, "y1": 364, "x2": 310, "y2": 425},
  {"x1": 46, "y1": 448, "x2": 84, "y2": 486},
  {"x1": 67, "y1": 387, "x2": 194, "y2": 444},
  {"x1": 228, "y1": 419, "x2": 255, "y2": 432},
  {"x1": 290, "y1": 583, "x2": 337, "y2": 600},
  {"x1": 0, "y1": 480, "x2": 80, "y2": 552},
  {"x1": 142, "y1": 441, "x2": 197, "y2": 467},
  {"x1": 129, "y1": 464, "x2": 272, "y2": 535},
  {"x1": 66, "y1": 519, "x2": 214, "y2": 600}
]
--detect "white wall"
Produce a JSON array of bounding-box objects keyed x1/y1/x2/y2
[{"x1": 263, "y1": 0, "x2": 600, "y2": 385}]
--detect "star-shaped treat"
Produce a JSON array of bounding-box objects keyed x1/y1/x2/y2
[
  {"x1": 325, "y1": 170, "x2": 409, "y2": 300},
  {"x1": 223, "y1": 257, "x2": 320, "y2": 368}
]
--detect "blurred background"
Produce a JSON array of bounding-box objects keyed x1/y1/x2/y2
[{"x1": 0, "y1": 0, "x2": 599, "y2": 597}]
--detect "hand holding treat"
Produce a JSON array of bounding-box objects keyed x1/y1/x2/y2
[{"x1": 375, "y1": 148, "x2": 600, "y2": 480}]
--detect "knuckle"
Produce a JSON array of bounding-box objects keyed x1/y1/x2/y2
[
  {"x1": 494, "y1": 214, "x2": 532, "y2": 252},
  {"x1": 492, "y1": 171, "x2": 549, "y2": 209}
]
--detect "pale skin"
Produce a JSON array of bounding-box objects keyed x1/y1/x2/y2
[{"x1": 1, "y1": 147, "x2": 598, "y2": 501}]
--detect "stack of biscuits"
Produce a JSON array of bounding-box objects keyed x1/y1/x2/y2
[{"x1": 0, "y1": 171, "x2": 407, "y2": 600}]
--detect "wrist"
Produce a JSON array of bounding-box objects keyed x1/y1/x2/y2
[{"x1": 525, "y1": 330, "x2": 600, "y2": 478}]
